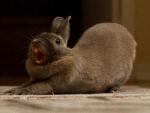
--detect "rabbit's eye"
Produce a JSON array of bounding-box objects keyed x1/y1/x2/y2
[{"x1": 56, "y1": 38, "x2": 60, "y2": 45}]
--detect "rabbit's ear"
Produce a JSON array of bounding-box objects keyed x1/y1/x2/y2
[
  {"x1": 56, "y1": 16, "x2": 71, "y2": 46},
  {"x1": 50, "y1": 17, "x2": 64, "y2": 33}
]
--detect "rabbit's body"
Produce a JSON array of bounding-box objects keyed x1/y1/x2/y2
[
  {"x1": 70, "y1": 23, "x2": 136, "y2": 93},
  {"x1": 4, "y1": 17, "x2": 136, "y2": 95},
  {"x1": 47, "y1": 23, "x2": 136, "y2": 94}
]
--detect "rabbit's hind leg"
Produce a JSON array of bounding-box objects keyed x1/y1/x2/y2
[{"x1": 106, "y1": 84, "x2": 121, "y2": 93}]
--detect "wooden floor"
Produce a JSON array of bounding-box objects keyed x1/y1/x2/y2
[{"x1": 0, "y1": 85, "x2": 150, "y2": 113}]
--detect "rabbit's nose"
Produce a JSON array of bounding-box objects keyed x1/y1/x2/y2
[{"x1": 32, "y1": 39, "x2": 41, "y2": 45}]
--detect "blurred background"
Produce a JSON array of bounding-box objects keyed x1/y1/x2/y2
[{"x1": 0, "y1": 0, "x2": 150, "y2": 86}]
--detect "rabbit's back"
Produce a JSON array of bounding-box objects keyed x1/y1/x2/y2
[
  {"x1": 71, "y1": 23, "x2": 136, "y2": 93},
  {"x1": 76, "y1": 23, "x2": 136, "y2": 48}
]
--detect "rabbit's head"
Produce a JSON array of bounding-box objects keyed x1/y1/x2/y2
[{"x1": 28, "y1": 16, "x2": 71, "y2": 65}]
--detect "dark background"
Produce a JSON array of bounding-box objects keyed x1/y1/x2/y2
[{"x1": 0, "y1": 0, "x2": 112, "y2": 85}]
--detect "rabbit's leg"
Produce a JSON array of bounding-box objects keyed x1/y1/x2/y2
[
  {"x1": 105, "y1": 85, "x2": 120, "y2": 93},
  {"x1": 3, "y1": 78, "x2": 37, "y2": 94},
  {"x1": 10, "y1": 81, "x2": 53, "y2": 95},
  {"x1": 3, "y1": 77, "x2": 39, "y2": 94},
  {"x1": 26, "y1": 56, "x2": 74, "y2": 79},
  {"x1": 109, "y1": 85, "x2": 120, "y2": 93}
]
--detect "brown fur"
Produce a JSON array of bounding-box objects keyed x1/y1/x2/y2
[{"x1": 4, "y1": 16, "x2": 136, "y2": 95}]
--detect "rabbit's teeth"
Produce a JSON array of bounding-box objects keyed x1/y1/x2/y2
[
  {"x1": 34, "y1": 48, "x2": 38, "y2": 53},
  {"x1": 33, "y1": 46, "x2": 41, "y2": 53},
  {"x1": 32, "y1": 45, "x2": 46, "y2": 64},
  {"x1": 35, "y1": 50, "x2": 45, "y2": 64}
]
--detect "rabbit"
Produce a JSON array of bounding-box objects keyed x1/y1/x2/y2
[{"x1": 4, "y1": 16, "x2": 136, "y2": 95}]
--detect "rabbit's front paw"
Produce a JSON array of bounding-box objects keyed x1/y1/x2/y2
[
  {"x1": 15, "y1": 88, "x2": 31, "y2": 95},
  {"x1": 4, "y1": 88, "x2": 31, "y2": 95},
  {"x1": 3, "y1": 88, "x2": 18, "y2": 95}
]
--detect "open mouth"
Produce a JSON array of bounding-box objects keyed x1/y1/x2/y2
[{"x1": 33, "y1": 47, "x2": 45, "y2": 65}]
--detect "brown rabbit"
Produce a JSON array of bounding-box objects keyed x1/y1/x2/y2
[{"x1": 4, "y1": 16, "x2": 136, "y2": 95}]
